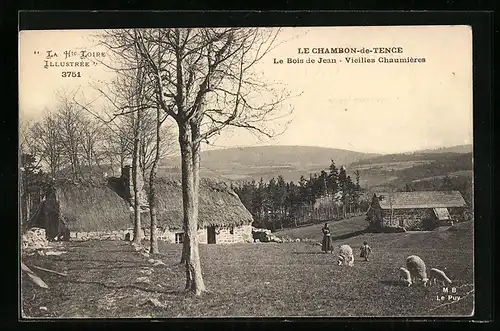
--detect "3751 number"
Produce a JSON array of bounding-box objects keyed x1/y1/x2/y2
[{"x1": 61, "y1": 71, "x2": 81, "y2": 78}]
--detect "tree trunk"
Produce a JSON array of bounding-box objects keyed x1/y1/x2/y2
[
  {"x1": 148, "y1": 104, "x2": 162, "y2": 255},
  {"x1": 26, "y1": 193, "x2": 31, "y2": 223},
  {"x1": 180, "y1": 235, "x2": 188, "y2": 264},
  {"x1": 131, "y1": 111, "x2": 141, "y2": 245},
  {"x1": 180, "y1": 118, "x2": 202, "y2": 264},
  {"x1": 179, "y1": 124, "x2": 205, "y2": 295},
  {"x1": 131, "y1": 36, "x2": 145, "y2": 245},
  {"x1": 20, "y1": 169, "x2": 24, "y2": 225}
]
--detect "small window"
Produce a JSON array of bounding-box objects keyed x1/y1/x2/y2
[
  {"x1": 175, "y1": 232, "x2": 184, "y2": 244},
  {"x1": 230, "y1": 226, "x2": 234, "y2": 235}
]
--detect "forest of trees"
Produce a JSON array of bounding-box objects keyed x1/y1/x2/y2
[
  {"x1": 232, "y1": 154, "x2": 474, "y2": 230},
  {"x1": 232, "y1": 160, "x2": 368, "y2": 230}
]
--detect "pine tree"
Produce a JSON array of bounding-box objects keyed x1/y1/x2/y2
[
  {"x1": 286, "y1": 181, "x2": 300, "y2": 227},
  {"x1": 267, "y1": 178, "x2": 278, "y2": 230},
  {"x1": 346, "y1": 175, "x2": 356, "y2": 214},
  {"x1": 253, "y1": 178, "x2": 266, "y2": 226},
  {"x1": 327, "y1": 160, "x2": 339, "y2": 195},
  {"x1": 298, "y1": 175, "x2": 308, "y2": 204},
  {"x1": 276, "y1": 175, "x2": 287, "y2": 228},
  {"x1": 354, "y1": 170, "x2": 361, "y2": 190},
  {"x1": 338, "y1": 166, "x2": 347, "y2": 218},
  {"x1": 319, "y1": 170, "x2": 329, "y2": 196}
]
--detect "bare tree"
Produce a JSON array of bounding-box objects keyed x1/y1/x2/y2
[
  {"x1": 19, "y1": 118, "x2": 34, "y2": 155},
  {"x1": 148, "y1": 103, "x2": 176, "y2": 254},
  {"x1": 79, "y1": 48, "x2": 154, "y2": 244},
  {"x1": 130, "y1": 60, "x2": 145, "y2": 245},
  {"x1": 29, "y1": 111, "x2": 64, "y2": 178},
  {"x1": 119, "y1": 28, "x2": 292, "y2": 295},
  {"x1": 101, "y1": 114, "x2": 134, "y2": 176},
  {"x1": 77, "y1": 78, "x2": 176, "y2": 252},
  {"x1": 53, "y1": 92, "x2": 87, "y2": 181},
  {"x1": 138, "y1": 109, "x2": 176, "y2": 179},
  {"x1": 78, "y1": 114, "x2": 108, "y2": 181}
]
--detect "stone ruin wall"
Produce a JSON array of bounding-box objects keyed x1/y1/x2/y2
[
  {"x1": 381, "y1": 208, "x2": 435, "y2": 230},
  {"x1": 67, "y1": 224, "x2": 253, "y2": 244}
]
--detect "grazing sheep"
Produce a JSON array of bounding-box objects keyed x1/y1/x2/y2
[
  {"x1": 406, "y1": 255, "x2": 429, "y2": 286},
  {"x1": 429, "y1": 268, "x2": 452, "y2": 286},
  {"x1": 399, "y1": 267, "x2": 412, "y2": 287},
  {"x1": 337, "y1": 244, "x2": 354, "y2": 266}
]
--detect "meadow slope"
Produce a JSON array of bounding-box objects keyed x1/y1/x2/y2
[{"x1": 21, "y1": 221, "x2": 473, "y2": 318}]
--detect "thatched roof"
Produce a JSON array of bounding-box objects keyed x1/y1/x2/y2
[
  {"x1": 149, "y1": 176, "x2": 253, "y2": 230},
  {"x1": 374, "y1": 191, "x2": 466, "y2": 210},
  {"x1": 38, "y1": 175, "x2": 252, "y2": 232},
  {"x1": 54, "y1": 181, "x2": 133, "y2": 232}
]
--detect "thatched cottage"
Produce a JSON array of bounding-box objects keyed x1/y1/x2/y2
[
  {"x1": 27, "y1": 171, "x2": 254, "y2": 244},
  {"x1": 142, "y1": 177, "x2": 253, "y2": 244},
  {"x1": 27, "y1": 181, "x2": 134, "y2": 241},
  {"x1": 366, "y1": 191, "x2": 467, "y2": 231}
]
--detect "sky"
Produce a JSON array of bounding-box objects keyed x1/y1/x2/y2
[{"x1": 19, "y1": 26, "x2": 473, "y2": 154}]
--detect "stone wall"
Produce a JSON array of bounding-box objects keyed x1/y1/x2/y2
[
  {"x1": 198, "y1": 228, "x2": 208, "y2": 244},
  {"x1": 70, "y1": 229, "x2": 133, "y2": 241},
  {"x1": 381, "y1": 208, "x2": 436, "y2": 230},
  {"x1": 67, "y1": 224, "x2": 253, "y2": 244},
  {"x1": 448, "y1": 207, "x2": 466, "y2": 222},
  {"x1": 158, "y1": 225, "x2": 252, "y2": 245},
  {"x1": 214, "y1": 224, "x2": 253, "y2": 244},
  {"x1": 141, "y1": 227, "x2": 206, "y2": 244}
]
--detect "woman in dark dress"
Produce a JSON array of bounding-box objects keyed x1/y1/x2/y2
[{"x1": 321, "y1": 223, "x2": 333, "y2": 253}]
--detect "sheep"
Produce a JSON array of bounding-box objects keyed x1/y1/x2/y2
[
  {"x1": 337, "y1": 244, "x2": 354, "y2": 266},
  {"x1": 399, "y1": 267, "x2": 412, "y2": 287},
  {"x1": 429, "y1": 268, "x2": 452, "y2": 286},
  {"x1": 406, "y1": 255, "x2": 429, "y2": 286}
]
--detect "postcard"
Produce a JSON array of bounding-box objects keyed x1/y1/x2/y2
[{"x1": 19, "y1": 25, "x2": 474, "y2": 318}]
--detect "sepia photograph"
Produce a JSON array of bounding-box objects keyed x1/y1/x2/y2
[{"x1": 19, "y1": 25, "x2": 474, "y2": 318}]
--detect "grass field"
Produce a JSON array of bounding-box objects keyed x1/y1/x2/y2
[
  {"x1": 21, "y1": 221, "x2": 474, "y2": 318},
  {"x1": 274, "y1": 215, "x2": 369, "y2": 242}
]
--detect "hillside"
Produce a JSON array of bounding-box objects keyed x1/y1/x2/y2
[
  {"x1": 415, "y1": 144, "x2": 472, "y2": 154},
  {"x1": 159, "y1": 145, "x2": 473, "y2": 191},
  {"x1": 274, "y1": 215, "x2": 369, "y2": 242},
  {"x1": 54, "y1": 144, "x2": 472, "y2": 192},
  {"x1": 349, "y1": 150, "x2": 473, "y2": 190},
  {"x1": 161, "y1": 146, "x2": 379, "y2": 182}
]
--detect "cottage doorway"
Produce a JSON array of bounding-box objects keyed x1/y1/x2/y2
[{"x1": 207, "y1": 226, "x2": 217, "y2": 244}]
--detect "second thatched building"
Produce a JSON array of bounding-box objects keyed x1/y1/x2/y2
[
  {"x1": 366, "y1": 190, "x2": 468, "y2": 231},
  {"x1": 141, "y1": 177, "x2": 254, "y2": 244}
]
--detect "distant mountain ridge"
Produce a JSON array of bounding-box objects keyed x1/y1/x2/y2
[
  {"x1": 159, "y1": 144, "x2": 472, "y2": 184},
  {"x1": 350, "y1": 144, "x2": 472, "y2": 166},
  {"x1": 160, "y1": 145, "x2": 379, "y2": 183},
  {"x1": 162, "y1": 145, "x2": 380, "y2": 170},
  {"x1": 409, "y1": 144, "x2": 472, "y2": 154}
]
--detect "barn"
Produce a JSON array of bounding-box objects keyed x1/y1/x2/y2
[{"x1": 366, "y1": 191, "x2": 468, "y2": 231}]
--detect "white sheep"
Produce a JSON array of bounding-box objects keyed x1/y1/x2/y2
[
  {"x1": 429, "y1": 268, "x2": 452, "y2": 286},
  {"x1": 399, "y1": 267, "x2": 412, "y2": 287},
  {"x1": 406, "y1": 255, "x2": 429, "y2": 286},
  {"x1": 337, "y1": 244, "x2": 354, "y2": 266}
]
